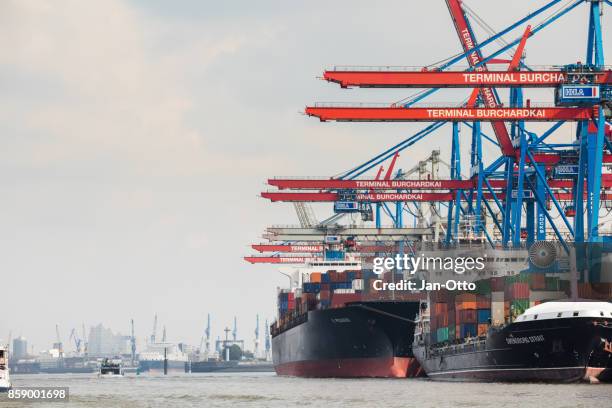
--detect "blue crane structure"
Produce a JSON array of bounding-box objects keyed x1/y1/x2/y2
[{"x1": 259, "y1": 0, "x2": 612, "y2": 257}]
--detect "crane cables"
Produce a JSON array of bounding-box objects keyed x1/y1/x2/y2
[{"x1": 462, "y1": 1, "x2": 515, "y2": 59}]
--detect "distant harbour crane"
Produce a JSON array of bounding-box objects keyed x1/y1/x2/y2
[
  {"x1": 68, "y1": 328, "x2": 82, "y2": 354},
  {"x1": 150, "y1": 314, "x2": 158, "y2": 344},
  {"x1": 130, "y1": 319, "x2": 136, "y2": 365},
  {"x1": 254, "y1": 315, "x2": 260, "y2": 358}
]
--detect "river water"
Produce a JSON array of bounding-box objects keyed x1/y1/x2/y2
[{"x1": 1, "y1": 373, "x2": 611, "y2": 408}]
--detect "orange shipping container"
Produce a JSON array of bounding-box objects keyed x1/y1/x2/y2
[
  {"x1": 311, "y1": 272, "x2": 321, "y2": 283},
  {"x1": 456, "y1": 301, "x2": 477, "y2": 311},
  {"x1": 434, "y1": 303, "x2": 448, "y2": 314}
]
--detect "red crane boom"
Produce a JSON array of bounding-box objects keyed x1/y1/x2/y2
[
  {"x1": 305, "y1": 106, "x2": 594, "y2": 122},
  {"x1": 322, "y1": 69, "x2": 612, "y2": 88}
]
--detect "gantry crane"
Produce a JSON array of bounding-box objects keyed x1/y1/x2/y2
[{"x1": 257, "y1": 0, "x2": 612, "y2": 253}]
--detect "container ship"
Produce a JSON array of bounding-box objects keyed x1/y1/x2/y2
[
  {"x1": 271, "y1": 257, "x2": 425, "y2": 378},
  {"x1": 412, "y1": 243, "x2": 612, "y2": 382},
  {"x1": 414, "y1": 301, "x2": 612, "y2": 382}
]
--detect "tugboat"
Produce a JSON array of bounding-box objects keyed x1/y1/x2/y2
[
  {"x1": 98, "y1": 358, "x2": 124, "y2": 378},
  {"x1": 413, "y1": 301, "x2": 612, "y2": 382},
  {"x1": 0, "y1": 346, "x2": 11, "y2": 391}
]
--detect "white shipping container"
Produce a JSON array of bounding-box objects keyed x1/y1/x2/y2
[
  {"x1": 334, "y1": 288, "x2": 356, "y2": 294},
  {"x1": 352, "y1": 279, "x2": 364, "y2": 290},
  {"x1": 492, "y1": 291, "x2": 504, "y2": 302},
  {"x1": 529, "y1": 291, "x2": 567, "y2": 302},
  {"x1": 492, "y1": 301, "x2": 505, "y2": 326}
]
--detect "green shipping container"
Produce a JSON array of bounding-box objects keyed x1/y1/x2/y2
[
  {"x1": 545, "y1": 277, "x2": 560, "y2": 290},
  {"x1": 436, "y1": 327, "x2": 449, "y2": 342},
  {"x1": 510, "y1": 299, "x2": 529, "y2": 315},
  {"x1": 475, "y1": 279, "x2": 491, "y2": 295}
]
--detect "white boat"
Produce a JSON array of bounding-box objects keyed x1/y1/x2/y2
[
  {"x1": 98, "y1": 358, "x2": 124, "y2": 378},
  {"x1": 0, "y1": 345, "x2": 11, "y2": 391}
]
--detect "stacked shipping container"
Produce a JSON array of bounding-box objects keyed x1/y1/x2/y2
[{"x1": 427, "y1": 272, "x2": 578, "y2": 344}]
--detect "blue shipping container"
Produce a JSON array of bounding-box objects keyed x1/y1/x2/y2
[
  {"x1": 477, "y1": 309, "x2": 491, "y2": 323},
  {"x1": 460, "y1": 323, "x2": 477, "y2": 338},
  {"x1": 303, "y1": 283, "x2": 321, "y2": 293},
  {"x1": 322, "y1": 273, "x2": 331, "y2": 283},
  {"x1": 325, "y1": 250, "x2": 345, "y2": 260}
]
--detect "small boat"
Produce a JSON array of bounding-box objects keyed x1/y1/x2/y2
[
  {"x1": 0, "y1": 345, "x2": 11, "y2": 391},
  {"x1": 98, "y1": 358, "x2": 124, "y2": 378}
]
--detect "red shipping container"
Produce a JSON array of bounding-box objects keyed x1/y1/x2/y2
[
  {"x1": 331, "y1": 293, "x2": 362, "y2": 308},
  {"x1": 530, "y1": 274, "x2": 546, "y2": 290},
  {"x1": 491, "y1": 277, "x2": 505, "y2": 291},
  {"x1": 434, "y1": 303, "x2": 448, "y2": 314},
  {"x1": 455, "y1": 293, "x2": 477, "y2": 302},
  {"x1": 319, "y1": 290, "x2": 331, "y2": 301},
  {"x1": 431, "y1": 289, "x2": 452, "y2": 303},
  {"x1": 288, "y1": 292, "x2": 295, "y2": 301},
  {"x1": 458, "y1": 309, "x2": 477, "y2": 323},
  {"x1": 506, "y1": 282, "x2": 529, "y2": 300},
  {"x1": 448, "y1": 309, "x2": 456, "y2": 327},
  {"x1": 383, "y1": 271, "x2": 395, "y2": 283},
  {"x1": 476, "y1": 298, "x2": 491, "y2": 309},
  {"x1": 436, "y1": 313, "x2": 449, "y2": 327}
]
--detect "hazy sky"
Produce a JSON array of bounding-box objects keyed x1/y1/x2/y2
[{"x1": 1, "y1": 0, "x2": 608, "y2": 352}]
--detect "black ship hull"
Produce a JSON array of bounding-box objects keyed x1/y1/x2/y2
[
  {"x1": 272, "y1": 302, "x2": 423, "y2": 378},
  {"x1": 414, "y1": 316, "x2": 612, "y2": 382},
  {"x1": 189, "y1": 360, "x2": 238, "y2": 373},
  {"x1": 189, "y1": 361, "x2": 274, "y2": 373},
  {"x1": 137, "y1": 360, "x2": 187, "y2": 374}
]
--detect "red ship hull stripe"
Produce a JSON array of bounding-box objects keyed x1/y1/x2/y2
[{"x1": 274, "y1": 357, "x2": 423, "y2": 378}]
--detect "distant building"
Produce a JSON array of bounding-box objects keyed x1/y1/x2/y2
[
  {"x1": 12, "y1": 337, "x2": 27, "y2": 360},
  {"x1": 87, "y1": 324, "x2": 131, "y2": 357}
]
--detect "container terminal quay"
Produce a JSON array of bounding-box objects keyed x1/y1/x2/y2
[{"x1": 246, "y1": 0, "x2": 612, "y2": 382}]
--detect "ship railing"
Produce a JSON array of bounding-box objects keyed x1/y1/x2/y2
[{"x1": 429, "y1": 336, "x2": 487, "y2": 356}]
